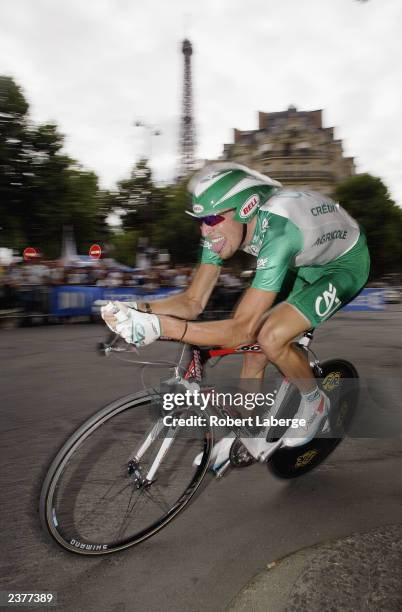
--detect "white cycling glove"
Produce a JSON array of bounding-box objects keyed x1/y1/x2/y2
[
  {"x1": 101, "y1": 301, "x2": 120, "y2": 332},
  {"x1": 101, "y1": 301, "x2": 139, "y2": 332},
  {"x1": 101, "y1": 301, "x2": 161, "y2": 347}
]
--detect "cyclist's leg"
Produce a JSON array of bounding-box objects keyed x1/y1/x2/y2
[
  {"x1": 257, "y1": 233, "x2": 370, "y2": 387},
  {"x1": 240, "y1": 267, "x2": 301, "y2": 381},
  {"x1": 256, "y1": 242, "x2": 369, "y2": 446},
  {"x1": 256, "y1": 302, "x2": 314, "y2": 390},
  {"x1": 232, "y1": 272, "x2": 304, "y2": 460},
  {"x1": 240, "y1": 351, "x2": 270, "y2": 379}
]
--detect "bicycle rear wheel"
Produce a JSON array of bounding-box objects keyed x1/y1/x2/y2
[
  {"x1": 268, "y1": 359, "x2": 359, "y2": 479},
  {"x1": 40, "y1": 391, "x2": 212, "y2": 554}
]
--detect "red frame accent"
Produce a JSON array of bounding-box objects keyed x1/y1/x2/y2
[{"x1": 208, "y1": 345, "x2": 263, "y2": 358}]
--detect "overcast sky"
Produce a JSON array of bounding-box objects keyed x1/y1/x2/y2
[{"x1": 1, "y1": 0, "x2": 401, "y2": 204}]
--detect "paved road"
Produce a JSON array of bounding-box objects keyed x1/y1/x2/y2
[{"x1": 1, "y1": 309, "x2": 402, "y2": 611}]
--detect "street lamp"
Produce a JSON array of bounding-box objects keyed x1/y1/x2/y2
[{"x1": 133, "y1": 120, "x2": 162, "y2": 160}]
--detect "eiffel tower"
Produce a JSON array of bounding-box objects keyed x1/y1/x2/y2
[{"x1": 177, "y1": 38, "x2": 196, "y2": 180}]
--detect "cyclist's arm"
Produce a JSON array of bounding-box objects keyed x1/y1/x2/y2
[
  {"x1": 159, "y1": 216, "x2": 302, "y2": 346},
  {"x1": 138, "y1": 263, "x2": 220, "y2": 320},
  {"x1": 159, "y1": 286, "x2": 277, "y2": 346}
]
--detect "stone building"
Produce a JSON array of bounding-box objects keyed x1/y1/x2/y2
[{"x1": 220, "y1": 106, "x2": 355, "y2": 196}]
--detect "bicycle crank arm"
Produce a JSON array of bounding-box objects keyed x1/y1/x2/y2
[
  {"x1": 214, "y1": 438, "x2": 284, "y2": 478},
  {"x1": 239, "y1": 437, "x2": 284, "y2": 463},
  {"x1": 257, "y1": 438, "x2": 283, "y2": 462}
]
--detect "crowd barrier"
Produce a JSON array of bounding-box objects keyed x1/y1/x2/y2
[
  {"x1": 0, "y1": 285, "x2": 387, "y2": 328},
  {"x1": 50, "y1": 286, "x2": 183, "y2": 316},
  {"x1": 341, "y1": 288, "x2": 385, "y2": 311}
]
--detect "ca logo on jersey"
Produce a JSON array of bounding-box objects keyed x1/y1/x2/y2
[{"x1": 315, "y1": 283, "x2": 341, "y2": 318}]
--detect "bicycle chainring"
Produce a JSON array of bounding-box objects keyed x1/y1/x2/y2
[{"x1": 229, "y1": 439, "x2": 257, "y2": 468}]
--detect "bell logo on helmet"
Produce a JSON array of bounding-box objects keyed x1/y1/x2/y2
[
  {"x1": 239, "y1": 194, "x2": 260, "y2": 219},
  {"x1": 193, "y1": 204, "x2": 204, "y2": 214}
]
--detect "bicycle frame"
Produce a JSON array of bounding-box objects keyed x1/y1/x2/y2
[
  {"x1": 41, "y1": 331, "x2": 358, "y2": 555},
  {"x1": 179, "y1": 330, "x2": 320, "y2": 382},
  {"x1": 116, "y1": 330, "x2": 321, "y2": 482}
]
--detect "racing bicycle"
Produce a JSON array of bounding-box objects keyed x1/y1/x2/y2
[{"x1": 40, "y1": 331, "x2": 359, "y2": 555}]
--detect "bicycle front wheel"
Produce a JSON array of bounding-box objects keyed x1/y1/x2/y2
[{"x1": 40, "y1": 391, "x2": 212, "y2": 554}]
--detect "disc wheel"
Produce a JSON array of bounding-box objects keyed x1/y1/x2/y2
[
  {"x1": 268, "y1": 359, "x2": 359, "y2": 479},
  {"x1": 40, "y1": 391, "x2": 213, "y2": 554}
]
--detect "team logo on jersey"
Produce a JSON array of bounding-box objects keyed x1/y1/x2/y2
[
  {"x1": 315, "y1": 283, "x2": 341, "y2": 318},
  {"x1": 193, "y1": 204, "x2": 204, "y2": 214},
  {"x1": 201, "y1": 238, "x2": 213, "y2": 250},
  {"x1": 248, "y1": 243, "x2": 261, "y2": 256},
  {"x1": 239, "y1": 194, "x2": 259, "y2": 219},
  {"x1": 257, "y1": 257, "x2": 269, "y2": 269}
]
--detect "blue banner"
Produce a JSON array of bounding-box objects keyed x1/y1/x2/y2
[
  {"x1": 49, "y1": 286, "x2": 385, "y2": 317},
  {"x1": 101, "y1": 287, "x2": 182, "y2": 302},
  {"x1": 342, "y1": 288, "x2": 385, "y2": 311},
  {"x1": 50, "y1": 286, "x2": 103, "y2": 316},
  {"x1": 50, "y1": 286, "x2": 183, "y2": 316}
]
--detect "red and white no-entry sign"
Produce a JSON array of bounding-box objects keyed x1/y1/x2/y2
[
  {"x1": 23, "y1": 247, "x2": 38, "y2": 261},
  {"x1": 89, "y1": 244, "x2": 102, "y2": 259}
]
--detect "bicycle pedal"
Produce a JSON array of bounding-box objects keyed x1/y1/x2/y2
[{"x1": 213, "y1": 459, "x2": 231, "y2": 478}]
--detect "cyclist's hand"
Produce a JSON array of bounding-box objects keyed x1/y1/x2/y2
[
  {"x1": 123, "y1": 301, "x2": 139, "y2": 310},
  {"x1": 103, "y1": 301, "x2": 161, "y2": 347},
  {"x1": 100, "y1": 301, "x2": 139, "y2": 332},
  {"x1": 101, "y1": 301, "x2": 120, "y2": 333}
]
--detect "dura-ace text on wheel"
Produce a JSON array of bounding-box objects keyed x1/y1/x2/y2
[{"x1": 40, "y1": 391, "x2": 213, "y2": 554}]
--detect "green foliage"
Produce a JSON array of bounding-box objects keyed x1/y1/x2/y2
[
  {"x1": 333, "y1": 174, "x2": 402, "y2": 278},
  {"x1": 108, "y1": 229, "x2": 139, "y2": 267},
  {"x1": 151, "y1": 179, "x2": 200, "y2": 264},
  {"x1": 109, "y1": 162, "x2": 200, "y2": 265},
  {"x1": 117, "y1": 159, "x2": 166, "y2": 234},
  {"x1": 0, "y1": 76, "x2": 31, "y2": 245},
  {"x1": 0, "y1": 75, "x2": 110, "y2": 257}
]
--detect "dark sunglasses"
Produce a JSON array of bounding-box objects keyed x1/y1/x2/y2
[{"x1": 197, "y1": 208, "x2": 235, "y2": 227}]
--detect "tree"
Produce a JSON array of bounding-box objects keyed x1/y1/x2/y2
[
  {"x1": 0, "y1": 75, "x2": 111, "y2": 257},
  {"x1": 0, "y1": 76, "x2": 31, "y2": 247},
  {"x1": 151, "y1": 179, "x2": 200, "y2": 264},
  {"x1": 117, "y1": 159, "x2": 166, "y2": 235},
  {"x1": 108, "y1": 229, "x2": 139, "y2": 267},
  {"x1": 333, "y1": 174, "x2": 402, "y2": 278}
]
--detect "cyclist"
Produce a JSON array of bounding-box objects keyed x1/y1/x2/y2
[{"x1": 102, "y1": 162, "x2": 370, "y2": 449}]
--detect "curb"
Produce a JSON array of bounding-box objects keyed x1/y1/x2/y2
[{"x1": 227, "y1": 524, "x2": 402, "y2": 612}]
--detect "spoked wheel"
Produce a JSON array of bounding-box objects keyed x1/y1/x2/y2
[
  {"x1": 268, "y1": 359, "x2": 359, "y2": 479},
  {"x1": 40, "y1": 391, "x2": 213, "y2": 554}
]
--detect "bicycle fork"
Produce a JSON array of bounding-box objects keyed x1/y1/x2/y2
[{"x1": 129, "y1": 419, "x2": 180, "y2": 484}]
